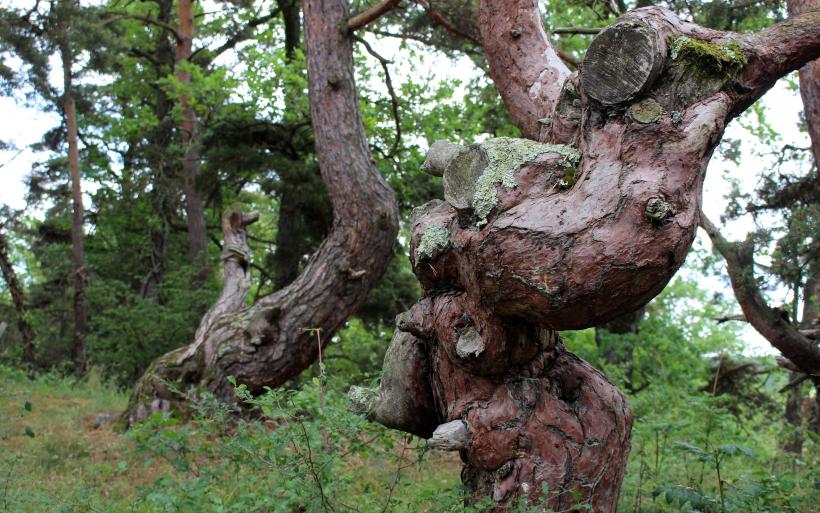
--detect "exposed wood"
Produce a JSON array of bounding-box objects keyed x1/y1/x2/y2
[
  {"x1": 580, "y1": 18, "x2": 668, "y2": 106},
  {"x1": 428, "y1": 420, "x2": 471, "y2": 450}
]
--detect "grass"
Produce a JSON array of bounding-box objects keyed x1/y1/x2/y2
[
  {"x1": 2, "y1": 364, "x2": 818, "y2": 513},
  {"x1": 0, "y1": 366, "x2": 462, "y2": 513}
]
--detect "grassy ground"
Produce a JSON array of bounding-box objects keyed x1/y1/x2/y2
[
  {"x1": 0, "y1": 366, "x2": 462, "y2": 513},
  {"x1": 2, "y1": 364, "x2": 818, "y2": 513}
]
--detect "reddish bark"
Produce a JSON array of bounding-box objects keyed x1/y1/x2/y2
[
  {"x1": 176, "y1": 0, "x2": 209, "y2": 271},
  {"x1": 360, "y1": 4, "x2": 820, "y2": 510},
  {"x1": 477, "y1": 0, "x2": 570, "y2": 141},
  {"x1": 60, "y1": 0, "x2": 88, "y2": 375}
]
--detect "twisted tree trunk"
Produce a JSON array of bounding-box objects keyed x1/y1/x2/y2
[
  {"x1": 122, "y1": 0, "x2": 399, "y2": 426},
  {"x1": 353, "y1": 2, "x2": 820, "y2": 510}
]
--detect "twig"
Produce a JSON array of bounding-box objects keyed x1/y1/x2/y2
[
  {"x1": 0, "y1": 148, "x2": 25, "y2": 170},
  {"x1": 779, "y1": 372, "x2": 809, "y2": 393},
  {"x1": 553, "y1": 27, "x2": 602, "y2": 35},
  {"x1": 103, "y1": 13, "x2": 182, "y2": 42},
  {"x1": 353, "y1": 35, "x2": 402, "y2": 158},
  {"x1": 714, "y1": 313, "x2": 747, "y2": 324},
  {"x1": 414, "y1": 0, "x2": 480, "y2": 45},
  {"x1": 380, "y1": 436, "x2": 409, "y2": 513},
  {"x1": 347, "y1": 0, "x2": 401, "y2": 32},
  {"x1": 293, "y1": 418, "x2": 336, "y2": 512}
]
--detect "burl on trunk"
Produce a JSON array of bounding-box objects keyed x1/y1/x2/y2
[{"x1": 352, "y1": 2, "x2": 819, "y2": 511}]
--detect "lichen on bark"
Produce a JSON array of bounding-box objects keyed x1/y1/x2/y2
[
  {"x1": 473, "y1": 137, "x2": 581, "y2": 225},
  {"x1": 669, "y1": 36, "x2": 747, "y2": 77},
  {"x1": 415, "y1": 224, "x2": 450, "y2": 260}
]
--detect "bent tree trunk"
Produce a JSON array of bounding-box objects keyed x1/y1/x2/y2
[
  {"x1": 122, "y1": 0, "x2": 399, "y2": 425},
  {"x1": 353, "y1": 2, "x2": 820, "y2": 510}
]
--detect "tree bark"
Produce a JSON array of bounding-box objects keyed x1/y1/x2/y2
[
  {"x1": 357, "y1": 4, "x2": 820, "y2": 510},
  {"x1": 122, "y1": 0, "x2": 399, "y2": 426},
  {"x1": 788, "y1": 0, "x2": 820, "y2": 171},
  {"x1": 787, "y1": 0, "x2": 820, "y2": 435},
  {"x1": 60, "y1": 0, "x2": 88, "y2": 376},
  {"x1": 0, "y1": 227, "x2": 36, "y2": 366},
  {"x1": 176, "y1": 0, "x2": 209, "y2": 279}
]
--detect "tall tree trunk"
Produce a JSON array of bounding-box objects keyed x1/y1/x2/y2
[
  {"x1": 60, "y1": 0, "x2": 88, "y2": 376},
  {"x1": 788, "y1": 0, "x2": 820, "y2": 434},
  {"x1": 176, "y1": 0, "x2": 209, "y2": 279},
  {"x1": 355, "y1": 3, "x2": 820, "y2": 510},
  {"x1": 122, "y1": 0, "x2": 399, "y2": 426},
  {"x1": 0, "y1": 228, "x2": 36, "y2": 365}
]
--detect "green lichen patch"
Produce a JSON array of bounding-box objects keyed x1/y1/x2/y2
[
  {"x1": 628, "y1": 98, "x2": 663, "y2": 124},
  {"x1": 473, "y1": 137, "x2": 581, "y2": 226},
  {"x1": 415, "y1": 224, "x2": 450, "y2": 260},
  {"x1": 669, "y1": 36, "x2": 747, "y2": 78},
  {"x1": 558, "y1": 167, "x2": 576, "y2": 190}
]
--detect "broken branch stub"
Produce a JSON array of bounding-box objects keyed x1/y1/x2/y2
[
  {"x1": 580, "y1": 18, "x2": 667, "y2": 106},
  {"x1": 428, "y1": 419, "x2": 471, "y2": 450}
]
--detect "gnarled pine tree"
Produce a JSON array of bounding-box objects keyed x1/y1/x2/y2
[
  {"x1": 354, "y1": 1, "x2": 819, "y2": 510},
  {"x1": 124, "y1": 0, "x2": 818, "y2": 509}
]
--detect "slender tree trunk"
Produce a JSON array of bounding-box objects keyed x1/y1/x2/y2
[
  {"x1": 60, "y1": 0, "x2": 88, "y2": 376},
  {"x1": 356, "y1": 3, "x2": 820, "y2": 510},
  {"x1": 0, "y1": 228, "x2": 36, "y2": 365},
  {"x1": 122, "y1": 0, "x2": 399, "y2": 426},
  {"x1": 176, "y1": 0, "x2": 209, "y2": 279}
]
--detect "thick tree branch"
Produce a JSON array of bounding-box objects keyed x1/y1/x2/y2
[
  {"x1": 699, "y1": 212, "x2": 820, "y2": 378},
  {"x1": 788, "y1": 0, "x2": 820, "y2": 170},
  {"x1": 476, "y1": 0, "x2": 570, "y2": 141},
  {"x1": 734, "y1": 8, "x2": 820, "y2": 114},
  {"x1": 347, "y1": 0, "x2": 401, "y2": 32}
]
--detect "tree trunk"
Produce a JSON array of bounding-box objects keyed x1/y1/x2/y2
[
  {"x1": 787, "y1": 0, "x2": 820, "y2": 435},
  {"x1": 0, "y1": 227, "x2": 36, "y2": 365},
  {"x1": 176, "y1": 0, "x2": 209, "y2": 280},
  {"x1": 122, "y1": 0, "x2": 399, "y2": 426},
  {"x1": 355, "y1": 3, "x2": 820, "y2": 509},
  {"x1": 60, "y1": 0, "x2": 88, "y2": 376}
]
